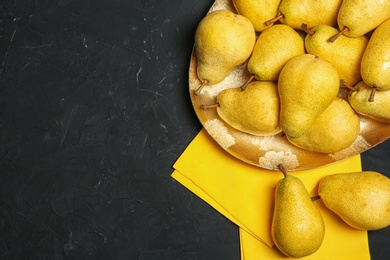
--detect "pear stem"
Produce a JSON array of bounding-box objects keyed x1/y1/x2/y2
[
  {"x1": 277, "y1": 164, "x2": 288, "y2": 178},
  {"x1": 265, "y1": 14, "x2": 284, "y2": 26},
  {"x1": 200, "y1": 103, "x2": 219, "y2": 110},
  {"x1": 240, "y1": 74, "x2": 255, "y2": 91},
  {"x1": 329, "y1": 27, "x2": 349, "y2": 43},
  {"x1": 301, "y1": 23, "x2": 315, "y2": 36},
  {"x1": 195, "y1": 80, "x2": 208, "y2": 96},
  {"x1": 311, "y1": 195, "x2": 321, "y2": 202},
  {"x1": 368, "y1": 86, "x2": 377, "y2": 102},
  {"x1": 340, "y1": 79, "x2": 355, "y2": 91}
]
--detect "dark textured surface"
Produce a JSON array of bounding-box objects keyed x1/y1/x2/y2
[{"x1": 0, "y1": 1, "x2": 389, "y2": 259}]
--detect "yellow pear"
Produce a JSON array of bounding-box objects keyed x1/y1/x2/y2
[
  {"x1": 348, "y1": 81, "x2": 390, "y2": 123},
  {"x1": 272, "y1": 164, "x2": 325, "y2": 258},
  {"x1": 287, "y1": 98, "x2": 360, "y2": 153},
  {"x1": 232, "y1": 0, "x2": 281, "y2": 32},
  {"x1": 201, "y1": 81, "x2": 281, "y2": 136},
  {"x1": 318, "y1": 171, "x2": 390, "y2": 230},
  {"x1": 247, "y1": 24, "x2": 305, "y2": 82},
  {"x1": 303, "y1": 24, "x2": 368, "y2": 86},
  {"x1": 329, "y1": 0, "x2": 390, "y2": 42},
  {"x1": 265, "y1": 0, "x2": 342, "y2": 30},
  {"x1": 278, "y1": 54, "x2": 340, "y2": 138},
  {"x1": 360, "y1": 18, "x2": 390, "y2": 101},
  {"x1": 194, "y1": 10, "x2": 256, "y2": 95}
]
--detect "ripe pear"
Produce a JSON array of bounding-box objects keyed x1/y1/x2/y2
[
  {"x1": 329, "y1": 0, "x2": 390, "y2": 42},
  {"x1": 348, "y1": 81, "x2": 390, "y2": 123},
  {"x1": 360, "y1": 18, "x2": 390, "y2": 101},
  {"x1": 318, "y1": 171, "x2": 390, "y2": 230},
  {"x1": 201, "y1": 81, "x2": 281, "y2": 136},
  {"x1": 278, "y1": 54, "x2": 340, "y2": 138},
  {"x1": 272, "y1": 164, "x2": 325, "y2": 258},
  {"x1": 247, "y1": 24, "x2": 305, "y2": 82},
  {"x1": 287, "y1": 98, "x2": 360, "y2": 153},
  {"x1": 265, "y1": 0, "x2": 342, "y2": 30},
  {"x1": 194, "y1": 10, "x2": 256, "y2": 95},
  {"x1": 232, "y1": 0, "x2": 281, "y2": 32},
  {"x1": 303, "y1": 24, "x2": 368, "y2": 86}
]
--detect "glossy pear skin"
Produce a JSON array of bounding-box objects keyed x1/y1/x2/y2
[
  {"x1": 217, "y1": 81, "x2": 281, "y2": 136},
  {"x1": 288, "y1": 98, "x2": 360, "y2": 153},
  {"x1": 305, "y1": 24, "x2": 368, "y2": 86},
  {"x1": 233, "y1": 0, "x2": 281, "y2": 32},
  {"x1": 349, "y1": 81, "x2": 390, "y2": 123},
  {"x1": 272, "y1": 174, "x2": 325, "y2": 258},
  {"x1": 194, "y1": 10, "x2": 256, "y2": 85},
  {"x1": 248, "y1": 24, "x2": 305, "y2": 81},
  {"x1": 277, "y1": 0, "x2": 342, "y2": 29},
  {"x1": 278, "y1": 54, "x2": 340, "y2": 138},
  {"x1": 319, "y1": 171, "x2": 390, "y2": 230},
  {"x1": 337, "y1": 0, "x2": 390, "y2": 38},
  {"x1": 361, "y1": 18, "x2": 390, "y2": 91}
]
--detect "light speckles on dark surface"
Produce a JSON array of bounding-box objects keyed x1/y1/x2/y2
[{"x1": 0, "y1": 0, "x2": 389, "y2": 259}]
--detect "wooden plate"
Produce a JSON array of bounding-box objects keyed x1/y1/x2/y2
[{"x1": 189, "y1": 0, "x2": 390, "y2": 171}]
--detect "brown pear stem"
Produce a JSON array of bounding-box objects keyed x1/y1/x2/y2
[
  {"x1": 277, "y1": 164, "x2": 288, "y2": 178},
  {"x1": 311, "y1": 195, "x2": 321, "y2": 202},
  {"x1": 329, "y1": 27, "x2": 349, "y2": 43},
  {"x1": 340, "y1": 79, "x2": 356, "y2": 91},
  {"x1": 301, "y1": 23, "x2": 315, "y2": 36},
  {"x1": 368, "y1": 86, "x2": 377, "y2": 102},
  {"x1": 265, "y1": 14, "x2": 284, "y2": 26},
  {"x1": 240, "y1": 74, "x2": 255, "y2": 91},
  {"x1": 195, "y1": 80, "x2": 208, "y2": 96},
  {"x1": 200, "y1": 103, "x2": 220, "y2": 110}
]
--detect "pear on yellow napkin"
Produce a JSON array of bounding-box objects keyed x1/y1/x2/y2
[{"x1": 172, "y1": 129, "x2": 371, "y2": 259}]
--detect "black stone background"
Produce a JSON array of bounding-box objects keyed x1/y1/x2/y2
[{"x1": 0, "y1": 0, "x2": 389, "y2": 259}]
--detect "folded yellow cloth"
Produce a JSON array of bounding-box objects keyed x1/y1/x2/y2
[{"x1": 172, "y1": 129, "x2": 371, "y2": 259}]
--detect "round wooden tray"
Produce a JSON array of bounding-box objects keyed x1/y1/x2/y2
[{"x1": 189, "y1": 0, "x2": 390, "y2": 171}]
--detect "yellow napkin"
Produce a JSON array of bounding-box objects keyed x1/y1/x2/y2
[{"x1": 172, "y1": 129, "x2": 371, "y2": 259}]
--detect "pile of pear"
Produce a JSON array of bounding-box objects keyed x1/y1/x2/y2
[
  {"x1": 272, "y1": 165, "x2": 390, "y2": 258},
  {"x1": 194, "y1": 0, "x2": 390, "y2": 154}
]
